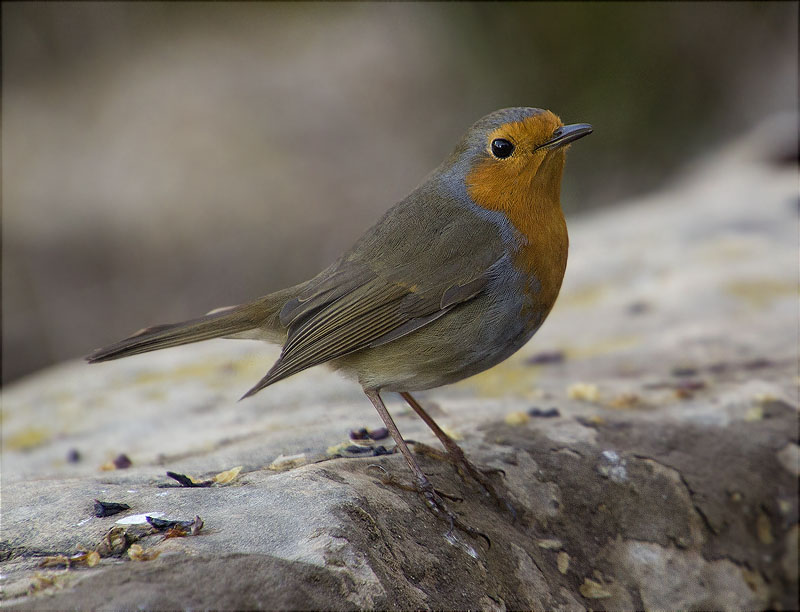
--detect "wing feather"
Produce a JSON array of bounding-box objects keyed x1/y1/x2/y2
[
  {"x1": 283, "y1": 281, "x2": 406, "y2": 355},
  {"x1": 240, "y1": 266, "x2": 494, "y2": 398}
]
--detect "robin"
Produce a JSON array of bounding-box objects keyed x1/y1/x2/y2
[{"x1": 88, "y1": 107, "x2": 592, "y2": 533}]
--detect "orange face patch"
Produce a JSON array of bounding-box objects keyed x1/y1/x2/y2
[{"x1": 467, "y1": 110, "x2": 564, "y2": 206}]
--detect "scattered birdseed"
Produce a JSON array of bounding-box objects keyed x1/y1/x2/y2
[
  {"x1": 165, "y1": 471, "x2": 213, "y2": 488},
  {"x1": 567, "y1": 382, "x2": 599, "y2": 402},
  {"x1": 345, "y1": 445, "x2": 373, "y2": 454},
  {"x1": 94, "y1": 500, "x2": 131, "y2": 518},
  {"x1": 146, "y1": 515, "x2": 204, "y2": 536},
  {"x1": 39, "y1": 550, "x2": 100, "y2": 569},
  {"x1": 579, "y1": 578, "x2": 611, "y2": 599},
  {"x1": 349, "y1": 427, "x2": 370, "y2": 440},
  {"x1": 368, "y1": 427, "x2": 389, "y2": 440},
  {"x1": 128, "y1": 544, "x2": 161, "y2": 562},
  {"x1": 268, "y1": 453, "x2": 308, "y2": 471},
  {"x1": 212, "y1": 465, "x2": 242, "y2": 484},
  {"x1": 504, "y1": 411, "x2": 529, "y2": 425},
  {"x1": 557, "y1": 551, "x2": 570, "y2": 574}
]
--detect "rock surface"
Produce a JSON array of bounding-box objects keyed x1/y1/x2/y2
[{"x1": 2, "y1": 116, "x2": 798, "y2": 610}]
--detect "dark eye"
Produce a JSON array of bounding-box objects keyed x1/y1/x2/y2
[{"x1": 491, "y1": 138, "x2": 515, "y2": 159}]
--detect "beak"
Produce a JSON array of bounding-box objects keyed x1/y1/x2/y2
[{"x1": 538, "y1": 123, "x2": 593, "y2": 150}]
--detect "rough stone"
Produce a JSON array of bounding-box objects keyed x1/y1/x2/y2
[{"x1": 2, "y1": 116, "x2": 797, "y2": 609}]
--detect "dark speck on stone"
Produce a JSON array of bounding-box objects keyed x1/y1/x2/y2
[
  {"x1": 528, "y1": 407, "x2": 560, "y2": 418},
  {"x1": 576, "y1": 416, "x2": 601, "y2": 429},
  {"x1": 526, "y1": 350, "x2": 565, "y2": 365},
  {"x1": 368, "y1": 427, "x2": 389, "y2": 441},
  {"x1": 349, "y1": 428, "x2": 370, "y2": 440},
  {"x1": 94, "y1": 499, "x2": 131, "y2": 518},
  {"x1": 66, "y1": 448, "x2": 81, "y2": 463},
  {"x1": 674, "y1": 380, "x2": 707, "y2": 398},
  {"x1": 345, "y1": 445, "x2": 372, "y2": 454},
  {"x1": 627, "y1": 300, "x2": 651, "y2": 315},
  {"x1": 146, "y1": 515, "x2": 199, "y2": 531},
  {"x1": 743, "y1": 358, "x2": 773, "y2": 370},
  {"x1": 671, "y1": 366, "x2": 699, "y2": 378},
  {"x1": 113, "y1": 454, "x2": 132, "y2": 469},
  {"x1": 165, "y1": 471, "x2": 213, "y2": 488}
]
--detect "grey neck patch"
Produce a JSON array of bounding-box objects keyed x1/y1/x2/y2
[{"x1": 435, "y1": 156, "x2": 524, "y2": 250}]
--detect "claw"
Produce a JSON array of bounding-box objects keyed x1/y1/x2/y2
[
  {"x1": 457, "y1": 458, "x2": 518, "y2": 522},
  {"x1": 368, "y1": 464, "x2": 489, "y2": 547},
  {"x1": 416, "y1": 476, "x2": 491, "y2": 549},
  {"x1": 412, "y1": 442, "x2": 517, "y2": 521},
  {"x1": 480, "y1": 465, "x2": 506, "y2": 478},
  {"x1": 368, "y1": 464, "x2": 463, "y2": 501}
]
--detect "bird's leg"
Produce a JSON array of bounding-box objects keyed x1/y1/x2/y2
[
  {"x1": 399, "y1": 391, "x2": 516, "y2": 519},
  {"x1": 363, "y1": 389, "x2": 487, "y2": 544}
]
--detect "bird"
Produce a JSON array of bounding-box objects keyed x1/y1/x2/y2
[{"x1": 88, "y1": 107, "x2": 592, "y2": 533}]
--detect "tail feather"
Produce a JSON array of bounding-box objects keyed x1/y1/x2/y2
[
  {"x1": 86, "y1": 287, "x2": 300, "y2": 364},
  {"x1": 86, "y1": 312, "x2": 249, "y2": 363}
]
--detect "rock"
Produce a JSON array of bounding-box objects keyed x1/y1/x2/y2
[{"x1": 1, "y1": 116, "x2": 797, "y2": 609}]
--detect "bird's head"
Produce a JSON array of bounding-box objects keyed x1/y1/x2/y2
[{"x1": 451, "y1": 107, "x2": 592, "y2": 214}]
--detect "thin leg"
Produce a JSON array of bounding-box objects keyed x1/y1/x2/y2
[
  {"x1": 364, "y1": 389, "x2": 430, "y2": 489},
  {"x1": 400, "y1": 392, "x2": 515, "y2": 519},
  {"x1": 399, "y1": 392, "x2": 470, "y2": 460},
  {"x1": 363, "y1": 388, "x2": 488, "y2": 544}
]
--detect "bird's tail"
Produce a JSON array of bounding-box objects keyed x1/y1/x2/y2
[{"x1": 86, "y1": 286, "x2": 300, "y2": 363}]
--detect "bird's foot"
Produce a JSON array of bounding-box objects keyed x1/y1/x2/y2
[
  {"x1": 367, "y1": 464, "x2": 461, "y2": 501},
  {"x1": 414, "y1": 474, "x2": 491, "y2": 548},
  {"x1": 412, "y1": 441, "x2": 517, "y2": 521},
  {"x1": 367, "y1": 465, "x2": 489, "y2": 547}
]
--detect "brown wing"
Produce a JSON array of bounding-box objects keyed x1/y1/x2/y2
[
  {"x1": 240, "y1": 263, "x2": 491, "y2": 398},
  {"x1": 240, "y1": 185, "x2": 513, "y2": 399}
]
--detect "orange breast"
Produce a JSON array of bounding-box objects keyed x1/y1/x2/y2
[{"x1": 466, "y1": 149, "x2": 569, "y2": 325}]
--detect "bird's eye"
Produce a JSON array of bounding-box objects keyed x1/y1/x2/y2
[{"x1": 491, "y1": 138, "x2": 515, "y2": 159}]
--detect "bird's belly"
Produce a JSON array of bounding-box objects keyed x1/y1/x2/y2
[{"x1": 333, "y1": 288, "x2": 540, "y2": 392}]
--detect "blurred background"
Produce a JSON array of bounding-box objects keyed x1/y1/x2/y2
[{"x1": 2, "y1": 2, "x2": 797, "y2": 384}]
